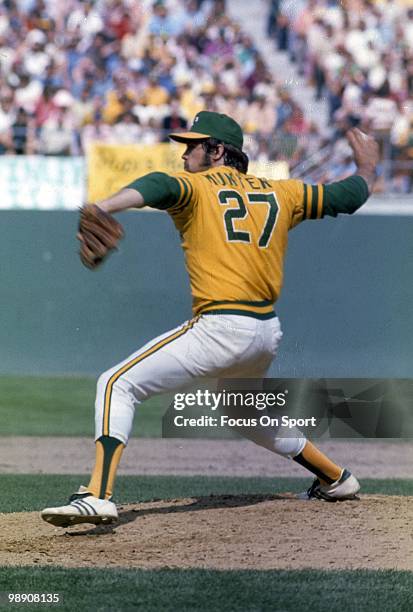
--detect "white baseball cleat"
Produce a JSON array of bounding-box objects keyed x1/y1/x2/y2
[
  {"x1": 41, "y1": 486, "x2": 118, "y2": 527},
  {"x1": 297, "y1": 469, "x2": 360, "y2": 502}
]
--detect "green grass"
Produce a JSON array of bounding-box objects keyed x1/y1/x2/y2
[
  {"x1": 1, "y1": 471, "x2": 411, "y2": 611},
  {"x1": 0, "y1": 375, "x2": 166, "y2": 437},
  {"x1": 1, "y1": 475, "x2": 412, "y2": 514},
  {"x1": 0, "y1": 567, "x2": 411, "y2": 611},
  {"x1": 1, "y1": 375, "x2": 412, "y2": 441}
]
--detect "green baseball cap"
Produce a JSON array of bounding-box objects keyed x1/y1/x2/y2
[{"x1": 169, "y1": 111, "x2": 243, "y2": 150}]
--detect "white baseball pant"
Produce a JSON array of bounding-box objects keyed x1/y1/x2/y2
[{"x1": 94, "y1": 314, "x2": 306, "y2": 458}]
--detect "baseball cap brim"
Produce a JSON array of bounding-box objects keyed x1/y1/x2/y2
[{"x1": 169, "y1": 131, "x2": 210, "y2": 143}]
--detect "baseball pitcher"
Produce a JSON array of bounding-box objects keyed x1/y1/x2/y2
[{"x1": 42, "y1": 111, "x2": 379, "y2": 527}]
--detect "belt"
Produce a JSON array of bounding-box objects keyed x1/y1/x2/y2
[{"x1": 196, "y1": 300, "x2": 276, "y2": 320}]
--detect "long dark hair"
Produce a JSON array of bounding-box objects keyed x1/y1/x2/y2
[{"x1": 202, "y1": 138, "x2": 249, "y2": 174}]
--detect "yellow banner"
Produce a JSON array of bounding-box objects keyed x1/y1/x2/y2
[
  {"x1": 87, "y1": 142, "x2": 185, "y2": 202},
  {"x1": 87, "y1": 142, "x2": 289, "y2": 202}
]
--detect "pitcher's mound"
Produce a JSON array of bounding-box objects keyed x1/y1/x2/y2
[{"x1": 1, "y1": 494, "x2": 411, "y2": 571}]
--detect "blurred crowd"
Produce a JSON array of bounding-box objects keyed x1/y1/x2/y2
[
  {"x1": 1, "y1": 0, "x2": 413, "y2": 192},
  {"x1": 0, "y1": 0, "x2": 291, "y2": 165},
  {"x1": 267, "y1": 0, "x2": 413, "y2": 192}
]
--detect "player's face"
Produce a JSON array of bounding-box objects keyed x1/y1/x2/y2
[{"x1": 182, "y1": 141, "x2": 210, "y2": 173}]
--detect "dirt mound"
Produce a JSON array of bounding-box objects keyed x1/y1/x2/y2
[{"x1": 1, "y1": 495, "x2": 411, "y2": 571}]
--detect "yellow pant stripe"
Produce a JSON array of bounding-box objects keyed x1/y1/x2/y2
[{"x1": 102, "y1": 316, "x2": 200, "y2": 436}]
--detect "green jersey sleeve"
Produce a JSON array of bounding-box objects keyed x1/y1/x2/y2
[
  {"x1": 322, "y1": 175, "x2": 370, "y2": 217},
  {"x1": 125, "y1": 172, "x2": 190, "y2": 210},
  {"x1": 295, "y1": 175, "x2": 370, "y2": 223}
]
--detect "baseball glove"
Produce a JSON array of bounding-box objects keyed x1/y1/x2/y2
[{"x1": 77, "y1": 204, "x2": 124, "y2": 269}]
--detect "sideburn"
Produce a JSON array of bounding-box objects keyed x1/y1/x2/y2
[{"x1": 202, "y1": 150, "x2": 213, "y2": 169}]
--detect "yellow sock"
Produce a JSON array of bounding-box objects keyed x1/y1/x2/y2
[
  {"x1": 293, "y1": 441, "x2": 342, "y2": 484},
  {"x1": 87, "y1": 436, "x2": 125, "y2": 499}
]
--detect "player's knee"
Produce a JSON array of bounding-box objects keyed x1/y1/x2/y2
[
  {"x1": 96, "y1": 370, "x2": 113, "y2": 396},
  {"x1": 96, "y1": 371, "x2": 134, "y2": 404},
  {"x1": 111, "y1": 376, "x2": 135, "y2": 399},
  {"x1": 273, "y1": 436, "x2": 306, "y2": 459}
]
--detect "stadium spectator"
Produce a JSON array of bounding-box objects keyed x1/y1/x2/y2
[
  {"x1": 0, "y1": 91, "x2": 16, "y2": 136},
  {"x1": 81, "y1": 109, "x2": 114, "y2": 154},
  {"x1": 161, "y1": 98, "x2": 188, "y2": 140},
  {"x1": 9, "y1": 107, "x2": 36, "y2": 155},
  {"x1": 14, "y1": 73, "x2": 42, "y2": 115},
  {"x1": 139, "y1": 75, "x2": 169, "y2": 107},
  {"x1": 283, "y1": 104, "x2": 310, "y2": 137},
  {"x1": 37, "y1": 106, "x2": 75, "y2": 156},
  {"x1": 26, "y1": 0, "x2": 55, "y2": 34},
  {"x1": 363, "y1": 80, "x2": 399, "y2": 133},
  {"x1": 275, "y1": 12, "x2": 289, "y2": 52},
  {"x1": 40, "y1": 61, "x2": 65, "y2": 90},
  {"x1": 275, "y1": 89, "x2": 294, "y2": 129},
  {"x1": 139, "y1": 117, "x2": 162, "y2": 145},
  {"x1": 149, "y1": 1, "x2": 184, "y2": 37},
  {"x1": 71, "y1": 87, "x2": 95, "y2": 130},
  {"x1": 243, "y1": 94, "x2": 276, "y2": 136},
  {"x1": 267, "y1": 0, "x2": 280, "y2": 38},
  {"x1": 22, "y1": 29, "x2": 50, "y2": 78},
  {"x1": 103, "y1": 72, "x2": 138, "y2": 124},
  {"x1": 111, "y1": 111, "x2": 143, "y2": 145},
  {"x1": 105, "y1": 0, "x2": 133, "y2": 41},
  {"x1": 33, "y1": 85, "x2": 58, "y2": 129},
  {"x1": 66, "y1": 1, "x2": 104, "y2": 38}
]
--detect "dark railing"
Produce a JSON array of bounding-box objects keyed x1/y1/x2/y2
[{"x1": 287, "y1": 133, "x2": 413, "y2": 195}]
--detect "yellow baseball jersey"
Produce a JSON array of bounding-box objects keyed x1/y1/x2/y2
[
  {"x1": 166, "y1": 166, "x2": 323, "y2": 316},
  {"x1": 128, "y1": 166, "x2": 368, "y2": 317}
]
